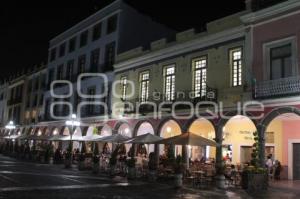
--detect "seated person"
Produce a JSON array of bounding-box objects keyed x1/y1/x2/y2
[
  {"x1": 200, "y1": 156, "x2": 206, "y2": 163},
  {"x1": 224, "y1": 165, "x2": 236, "y2": 180},
  {"x1": 274, "y1": 160, "x2": 282, "y2": 180}
]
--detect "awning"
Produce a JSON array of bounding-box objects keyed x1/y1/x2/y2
[
  {"x1": 93, "y1": 134, "x2": 130, "y2": 143},
  {"x1": 125, "y1": 133, "x2": 163, "y2": 144},
  {"x1": 156, "y1": 132, "x2": 217, "y2": 147},
  {"x1": 3, "y1": 134, "x2": 20, "y2": 140}
]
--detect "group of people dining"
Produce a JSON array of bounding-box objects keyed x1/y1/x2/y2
[{"x1": 265, "y1": 154, "x2": 282, "y2": 180}]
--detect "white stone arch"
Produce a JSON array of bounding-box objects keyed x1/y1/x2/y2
[
  {"x1": 86, "y1": 126, "x2": 97, "y2": 137},
  {"x1": 136, "y1": 121, "x2": 155, "y2": 154},
  {"x1": 101, "y1": 124, "x2": 112, "y2": 136},
  {"x1": 222, "y1": 115, "x2": 257, "y2": 165},
  {"x1": 115, "y1": 123, "x2": 132, "y2": 154},
  {"x1": 85, "y1": 126, "x2": 98, "y2": 152},
  {"x1": 263, "y1": 112, "x2": 300, "y2": 180},
  {"x1": 99, "y1": 124, "x2": 113, "y2": 153},
  {"x1": 159, "y1": 119, "x2": 182, "y2": 156},
  {"x1": 117, "y1": 123, "x2": 132, "y2": 138},
  {"x1": 188, "y1": 118, "x2": 216, "y2": 161}
]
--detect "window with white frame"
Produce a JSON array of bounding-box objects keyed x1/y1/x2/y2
[
  {"x1": 139, "y1": 71, "x2": 150, "y2": 103},
  {"x1": 164, "y1": 65, "x2": 175, "y2": 101},
  {"x1": 120, "y1": 76, "x2": 127, "y2": 101},
  {"x1": 231, "y1": 48, "x2": 242, "y2": 87},
  {"x1": 193, "y1": 57, "x2": 207, "y2": 98}
]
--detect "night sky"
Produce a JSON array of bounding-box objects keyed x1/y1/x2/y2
[{"x1": 0, "y1": 0, "x2": 245, "y2": 80}]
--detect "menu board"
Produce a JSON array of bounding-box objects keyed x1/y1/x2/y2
[{"x1": 265, "y1": 132, "x2": 275, "y2": 143}]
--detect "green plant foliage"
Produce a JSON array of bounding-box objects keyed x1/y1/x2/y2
[
  {"x1": 126, "y1": 158, "x2": 136, "y2": 168},
  {"x1": 93, "y1": 143, "x2": 99, "y2": 163},
  {"x1": 174, "y1": 155, "x2": 184, "y2": 174},
  {"x1": 93, "y1": 127, "x2": 98, "y2": 135},
  {"x1": 248, "y1": 131, "x2": 267, "y2": 174},
  {"x1": 109, "y1": 145, "x2": 120, "y2": 166},
  {"x1": 148, "y1": 152, "x2": 157, "y2": 170}
]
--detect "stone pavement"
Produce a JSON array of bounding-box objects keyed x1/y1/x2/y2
[{"x1": 0, "y1": 154, "x2": 300, "y2": 199}]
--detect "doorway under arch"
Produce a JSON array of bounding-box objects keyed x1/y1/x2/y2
[
  {"x1": 263, "y1": 111, "x2": 300, "y2": 180},
  {"x1": 159, "y1": 119, "x2": 182, "y2": 156},
  {"x1": 188, "y1": 118, "x2": 216, "y2": 162},
  {"x1": 222, "y1": 115, "x2": 257, "y2": 165},
  {"x1": 135, "y1": 121, "x2": 155, "y2": 154}
]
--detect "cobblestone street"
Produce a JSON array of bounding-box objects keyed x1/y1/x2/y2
[{"x1": 0, "y1": 155, "x2": 300, "y2": 199}]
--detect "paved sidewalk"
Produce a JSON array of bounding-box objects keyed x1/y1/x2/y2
[{"x1": 1, "y1": 155, "x2": 300, "y2": 198}]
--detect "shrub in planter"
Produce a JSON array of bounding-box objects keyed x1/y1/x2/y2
[
  {"x1": 126, "y1": 158, "x2": 136, "y2": 179},
  {"x1": 44, "y1": 144, "x2": 54, "y2": 164},
  {"x1": 148, "y1": 152, "x2": 157, "y2": 182},
  {"x1": 241, "y1": 132, "x2": 268, "y2": 193},
  {"x1": 78, "y1": 144, "x2": 86, "y2": 171},
  {"x1": 109, "y1": 146, "x2": 119, "y2": 176},
  {"x1": 64, "y1": 144, "x2": 72, "y2": 169},
  {"x1": 13, "y1": 143, "x2": 19, "y2": 158},
  {"x1": 92, "y1": 144, "x2": 100, "y2": 174},
  {"x1": 54, "y1": 149, "x2": 62, "y2": 164},
  {"x1": 173, "y1": 155, "x2": 184, "y2": 188}
]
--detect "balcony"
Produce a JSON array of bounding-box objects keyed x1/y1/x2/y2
[{"x1": 254, "y1": 76, "x2": 300, "y2": 99}]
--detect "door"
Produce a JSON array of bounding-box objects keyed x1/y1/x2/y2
[
  {"x1": 293, "y1": 143, "x2": 300, "y2": 180},
  {"x1": 240, "y1": 146, "x2": 252, "y2": 164}
]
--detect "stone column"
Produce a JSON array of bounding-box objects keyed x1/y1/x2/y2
[
  {"x1": 215, "y1": 137, "x2": 223, "y2": 173},
  {"x1": 154, "y1": 144, "x2": 159, "y2": 169},
  {"x1": 257, "y1": 124, "x2": 266, "y2": 167},
  {"x1": 182, "y1": 145, "x2": 189, "y2": 168}
]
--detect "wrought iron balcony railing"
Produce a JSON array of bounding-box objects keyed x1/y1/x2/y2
[{"x1": 254, "y1": 76, "x2": 300, "y2": 99}]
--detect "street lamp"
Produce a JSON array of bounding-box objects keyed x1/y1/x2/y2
[
  {"x1": 5, "y1": 121, "x2": 16, "y2": 153},
  {"x1": 5, "y1": 121, "x2": 16, "y2": 139},
  {"x1": 65, "y1": 114, "x2": 80, "y2": 152}
]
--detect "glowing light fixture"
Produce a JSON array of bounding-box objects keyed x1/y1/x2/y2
[{"x1": 166, "y1": 127, "x2": 171, "y2": 133}]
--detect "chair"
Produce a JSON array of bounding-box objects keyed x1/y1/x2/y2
[
  {"x1": 268, "y1": 166, "x2": 275, "y2": 181},
  {"x1": 204, "y1": 168, "x2": 215, "y2": 186},
  {"x1": 185, "y1": 166, "x2": 197, "y2": 187}
]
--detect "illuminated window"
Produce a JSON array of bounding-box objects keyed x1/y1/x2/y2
[
  {"x1": 231, "y1": 48, "x2": 242, "y2": 87},
  {"x1": 164, "y1": 65, "x2": 175, "y2": 101},
  {"x1": 139, "y1": 71, "x2": 150, "y2": 103},
  {"x1": 193, "y1": 57, "x2": 207, "y2": 98},
  {"x1": 120, "y1": 76, "x2": 127, "y2": 101}
]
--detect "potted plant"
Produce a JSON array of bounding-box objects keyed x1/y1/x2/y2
[
  {"x1": 215, "y1": 160, "x2": 226, "y2": 189},
  {"x1": 109, "y1": 146, "x2": 119, "y2": 176},
  {"x1": 148, "y1": 152, "x2": 157, "y2": 182},
  {"x1": 173, "y1": 155, "x2": 184, "y2": 188},
  {"x1": 13, "y1": 143, "x2": 19, "y2": 158},
  {"x1": 78, "y1": 143, "x2": 86, "y2": 171},
  {"x1": 126, "y1": 157, "x2": 136, "y2": 179},
  {"x1": 64, "y1": 143, "x2": 72, "y2": 168},
  {"x1": 44, "y1": 144, "x2": 54, "y2": 164},
  {"x1": 241, "y1": 132, "x2": 268, "y2": 193},
  {"x1": 92, "y1": 144, "x2": 100, "y2": 174}
]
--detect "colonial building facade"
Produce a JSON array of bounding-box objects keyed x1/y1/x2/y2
[
  {"x1": 1, "y1": 0, "x2": 300, "y2": 181},
  {"x1": 43, "y1": 0, "x2": 175, "y2": 125}
]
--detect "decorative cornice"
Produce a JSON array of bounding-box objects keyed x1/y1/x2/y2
[
  {"x1": 240, "y1": 0, "x2": 300, "y2": 24},
  {"x1": 114, "y1": 26, "x2": 246, "y2": 73}
]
